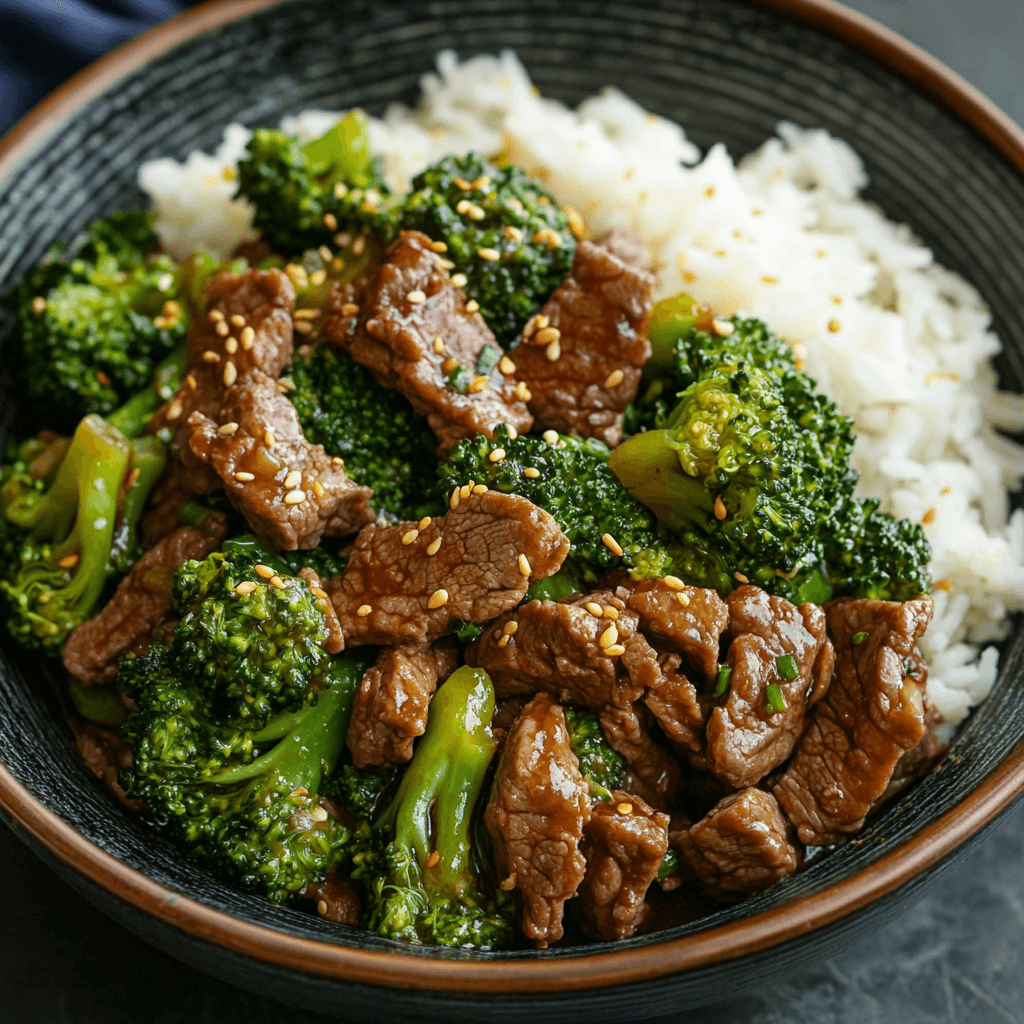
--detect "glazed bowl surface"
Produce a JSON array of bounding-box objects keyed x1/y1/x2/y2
[{"x1": 2, "y1": 1, "x2": 1024, "y2": 1019}]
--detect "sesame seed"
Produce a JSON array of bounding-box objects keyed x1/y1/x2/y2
[
  {"x1": 604, "y1": 369, "x2": 625, "y2": 388},
  {"x1": 407, "y1": 290, "x2": 426, "y2": 304},
  {"x1": 319, "y1": 245, "x2": 332, "y2": 262},
  {"x1": 497, "y1": 634, "x2": 511, "y2": 648},
  {"x1": 313, "y1": 481, "x2": 326, "y2": 498},
  {"x1": 543, "y1": 430, "x2": 559, "y2": 445},
  {"x1": 465, "y1": 299, "x2": 480, "y2": 313},
  {"x1": 127, "y1": 467, "x2": 141, "y2": 489},
  {"x1": 676, "y1": 592, "x2": 691, "y2": 607},
  {"x1": 269, "y1": 575, "x2": 286, "y2": 590},
  {"x1": 324, "y1": 213, "x2": 338, "y2": 231},
  {"x1": 294, "y1": 308, "x2": 320, "y2": 320},
  {"x1": 265, "y1": 428, "x2": 276, "y2": 446},
  {"x1": 284, "y1": 490, "x2": 306, "y2": 505},
  {"x1": 427, "y1": 538, "x2": 442, "y2": 556},
  {"x1": 157, "y1": 273, "x2": 174, "y2": 292},
  {"x1": 453, "y1": 177, "x2": 472, "y2": 190},
  {"x1": 215, "y1": 320, "x2": 230, "y2": 336},
  {"x1": 734, "y1": 572, "x2": 749, "y2": 583},
  {"x1": 223, "y1": 361, "x2": 237, "y2": 387},
  {"x1": 505, "y1": 225, "x2": 523, "y2": 241},
  {"x1": 468, "y1": 375, "x2": 489, "y2": 393},
  {"x1": 586, "y1": 602, "x2": 603, "y2": 617},
  {"x1": 458, "y1": 484, "x2": 470, "y2": 500},
  {"x1": 430, "y1": 240, "x2": 448, "y2": 253},
  {"x1": 616, "y1": 802, "x2": 633, "y2": 815},
  {"x1": 535, "y1": 326, "x2": 561, "y2": 347},
  {"x1": 310, "y1": 805, "x2": 329, "y2": 822},
  {"x1": 432, "y1": 336, "x2": 446, "y2": 355},
  {"x1": 225, "y1": 337, "x2": 238, "y2": 354},
  {"x1": 828, "y1": 318, "x2": 841, "y2": 333},
  {"x1": 357, "y1": 604, "x2": 372, "y2": 617},
  {"x1": 545, "y1": 339, "x2": 561, "y2": 361},
  {"x1": 450, "y1": 489, "x2": 460, "y2": 510},
  {"x1": 602, "y1": 533, "x2": 624, "y2": 557},
  {"x1": 311, "y1": 586, "x2": 329, "y2": 600},
  {"x1": 229, "y1": 314, "x2": 246, "y2": 328},
  {"x1": 334, "y1": 182, "x2": 348, "y2": 199},
  {"x1": 489, "y1": 448, "x2": 506, "y2": 463},
  {"x1": 217, "y1": 421, "x2": 239, "y2": 436},
  {"x1": 532, "y1": 228, "x2": 562, "y2": 248},
  {"x1": 165, "y1": 401, "x2": 183, "y2": 421},
  {"x1": 498, "y1": 356, "x2": 516, "y2": 376},
  {"x1": 352, "y1": 236, "x2": 366, "y2": 255},
  {"x1": 922, "y1": 507, "x2": 937, "y2": 525},
  {"x1": 456, "y1": 199, "x2": 472, "y2": 215},
  {"x1": 467, "y1": 204, "x2": 485, "y2": 221},
  {"x1": 294, "y1": 320, "x2": 315, "y2": 335},
  {"x1": 714, "y1": 495, "x2": 727, "y2": 520},
  {"x1": 605, "y1": 644, "x2": 626, "y2": 657},
  {"x1": 208, "y1": 310, "x2": 225, "y2": 322},
  {"x1": 599, "y1": 624, "x2": 619, "y2": 649},
  {"x1": 58, "y1": 553, "x2": 79, "y2": 569},
  {"x1": 472, "y1": 175, "x2": 491, "y2": 191},
  {"x1": 254, "y1": 564, "x2": 275, "y2": 578},
  {"x1": 317, "y1": 900, "x2": 329, "y2": 917},
  {"x1": 402, "y1": 529, "x2": 419, "y2": 545},
  {"x1": 513, "y1": 381, "x2": 532, "y2": 402},
  {"x1": 500, "y1": 875, "x2": 516, "y2": 891},
  {"x1": 503, "y1": 621, "x2": 519, "y2": 636},
  {"x1": 418, "y1": 516, "x2": 432, "y2": 530},
  {"x1": 341, "y1": 302, "x2": 360, "y2": 316},
  {"x1": 284, "y1": 470, "x2": 302, "y2": 489},
  {"x1": 451, "y1": 273, "x2": 468, "y2": 288},
  {"x1": 712, "y1": 318, "x2": 734, "y2": 337},
  {"x1": 472, "y1": 483, "x2": 487, "y2": 495},
  {"x1": 663, "y1": 575, "x2": 685, "y2": 591},
  {"x1": 186, "y1": 374, "x2": 197, "y2": 390},
  {"x1": 202, "y1": 349, "x2": 220, "y2": 363},
  {"x1": 522, "y1": 467, "x2": 541, "y2": 480},
  {"x1": 332, "y1": 456, "x2": 344, "y2": 465},
  {"x1": 478, "y1": 247, "x2": 500, "y2": 261},
  {"x1": 933, "y1": 579, "x2": 953, "y2": 592},
  {"x1": 518, "y1": 554, "x2": 532, "y2": 576},
  {"x1": 235, "y1": 581, "x2": 257, "y2": 595},
  {"x1": 428, "y1": 589, "x2": 449, "y2": 609},
  {"x1": 603, "y1": 606, "x2": 619, "y2": 620},
  {"x1": 234, "y1": 471, "x2": 255, "y2": 481},
  {"x1": 507, "y1": 426, "x2": 518, "y2": 440},
  {"x1": 240, "y1": 326, "x2": 255, "y2": 349},
  {"x1": 426, "y1": 849, "x2": 441, "y2": 868}
]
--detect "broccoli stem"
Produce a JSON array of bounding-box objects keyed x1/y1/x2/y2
[
  {"x1": 377, "y1": 665, "x2": 497, "y2": 894},
  {"x1": 68, "y1": 678, "x2": 126, "y2": 725},
  {"x1": 107, "y1": 342, "x2": 187, "y2": 439},
  {"x1": 646, "y1": 293, "x2": 696, "y2": 377}
]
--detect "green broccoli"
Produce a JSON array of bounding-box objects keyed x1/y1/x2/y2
[
  {"x1": 3, "y1": 212, "x2": 189, "y2": 430},
  {"x1": 563, "y1": 706, "x2": 625, "y2": 803},
  {"x1": 171, "y1": 537, "x2": 334, "y2": 728},
  {"x1": 439, "y1": 423, "x2": 665, "y2": 584},
  {"x1": 120, "y1": 648, "x2": 363, "y2": 903},
  {"x1": 235, "y1": 112, "x2": 392, "y2": 258},
  {"x1": 610, "y1": 312, "x2": 930, "y2": 601},
  {"x1": 398, "y1": 153, "x2": 576, "y2": 346},
  {"x1": 288, "y1": 344, "x2": 439, "y2": 522},
  {"x1": 0, "y1": 415, "x2": 165, "y2": 655},
  {"x1": 328, "y1": 764, "x2": 403, "y2": 821},
  {"x1": 354, "y1": 665, "x2": 514, "y2": 948}
]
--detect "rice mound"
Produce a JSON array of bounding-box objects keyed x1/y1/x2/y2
[{"x1": 139, "y1": 49, "x2": 1024, "y2": 730}]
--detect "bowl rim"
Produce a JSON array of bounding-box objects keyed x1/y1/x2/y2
[{"x1": 1, "y1": 0, "x2": 1024, "y2": 995}]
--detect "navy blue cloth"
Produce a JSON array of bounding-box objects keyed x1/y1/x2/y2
[{"x1": 0, "y1": 0, "x2": 197, "y2": 136}]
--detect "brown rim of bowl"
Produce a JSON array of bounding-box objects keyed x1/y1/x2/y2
[{"x1": 1, "y1": 0, "x2": 1023, "y2": 996}]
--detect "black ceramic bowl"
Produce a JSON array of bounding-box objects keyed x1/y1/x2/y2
[{"x1": 2, "y1": 1, "x2": 1024, "y2": 1020}]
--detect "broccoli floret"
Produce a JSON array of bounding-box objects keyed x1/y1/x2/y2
[
  {"x1": 0, "y1": 416, "x2": 165, "y2": 655},
  {"x1": 328, "y1": 764, "x2": 403, "y2": 821},
  {"x1": 611, "y1": 311, "x2": 930, "y2": 600},
  {"x1": 563, "y1": 706, "x2": 625, "y2": 803},
  {"x1": 120, "y1": 648, "x2": 363, "y2": 903},
  {"x1": 235, "y1": 112, "x2": 393, "y2": 258},
  {"x1": 2, "y1": 212, "x2": 189, "y2": 430},
  {"x1": 171, "y1": 537, "x2": 333, "y2": 728},
  {"x1": 439, "y1": 424, "x2": 665, "y2": 583},
  {"x1": 398, "y1": 153, "x2": 576, "y2": 346},
  {"x1": 354, "y1": 665, "x2": 514, "y2": 948},
  {"x1": 288, "y1": 344, "x2": 438, "y2": 522}
]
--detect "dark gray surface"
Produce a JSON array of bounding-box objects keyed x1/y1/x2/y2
[{"x1": 2, "y1": 1, "x2": 1024, "y2": 1021}]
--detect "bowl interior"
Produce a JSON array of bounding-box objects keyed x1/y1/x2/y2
[{"x1": 1, "y1": 0, "x2": 1024, "y2": 969}]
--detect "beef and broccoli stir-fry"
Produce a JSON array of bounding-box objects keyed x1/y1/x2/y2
[{"x1": 0, "y1": 113, "x2": 941, "y2": 949}]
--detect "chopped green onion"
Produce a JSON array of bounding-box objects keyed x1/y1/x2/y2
[
  {"x1": 766, "y1": 682, "x2": 787, "y2": 714},
  {"x1": 475, "y1": 344, "x2": 502, "y2": 375},
  {"x1": 713, "y1": 664, "x2": 732, "y2": 699},
  {"x1": 657, "y1": 848, "x2": 679, "y2": 880},
  {"x1": 851, "y1": 631, "x2": 868, "y2": 645},
  {"x1": 776, "y1": 653, "x2": 798, "y2": 680},
  {"x1": 451, "y1": 619, "x2": 482, "y2": 641}
]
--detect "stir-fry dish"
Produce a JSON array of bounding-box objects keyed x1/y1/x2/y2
[{"x1": 0, "y1": 114, "x2": 945, "y2": 949}]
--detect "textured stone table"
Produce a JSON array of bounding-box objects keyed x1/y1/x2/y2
[{"x1": 2, "y1": 1, "x2": 1023, "y2": 1021}]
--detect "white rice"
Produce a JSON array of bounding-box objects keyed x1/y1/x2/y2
[{"x1": 138, "y1": 49, "x2": 1024, "y2": 732}]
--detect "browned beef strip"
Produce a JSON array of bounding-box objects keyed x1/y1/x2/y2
[
  {"x1": 326, "y1": 490, "x2": 568, "y2": 646},
  {"x1": 323, "y1": 229, "x2": 533, "y2": 454},
  {"x1": 573, "y1": 789, "x2": 669, "y2": 941},
  {"x1": 304, "y1": 873, "x2": 362, "y2": 926},
  {"x1": 62, "y1": 513, "x2": 228, "y2": 686},
  {"x1": 72, "y1": 721, "x2": 145, "y2": 811},
  {"x1": 645, "y1": 651, "x2": 708, "y2": 756},
  {"x1": 485, "y1": 692, "x2": 590, "y2": 948},
  {"x1": 143, "y1": 269, "x2": 297, "y2": 539},
  {"x1": 346, "y1": 639, "x2": 459, "y2": 768},
  {"x1": 619, "y1": 578, "x2": 729, "y2": 683},
  {"x1": 512, "y1": 230, "x2": 654, "y2": 447},
  {"x1": 880, "y1": 692, "x2": 946, "y2": 804},
  {"x1": 466, "y1": 594, "x2": 660, "y2": 709},
  {"x1": 598, "y1": 702, "x2": 682, "y2": 810},
  {"x1": 297, "y1": 566, "x2": 344, "y2": 655},
  {"x1": 705, "y1": 586, "x2": 834, "y2": 789},
  {"x1": 675, "y1": 787, "x2": 800, "y2": 900},
  {"x1": 772, "y1": 596, "x2": 934, "y2": 846},
  {"x1": 187, "y1": 369, "x2": 374, "y2": 549}
]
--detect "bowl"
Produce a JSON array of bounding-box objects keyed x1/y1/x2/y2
[{"x1": 1, "y1": 0, "x2": 1024, "y2": 1019}]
